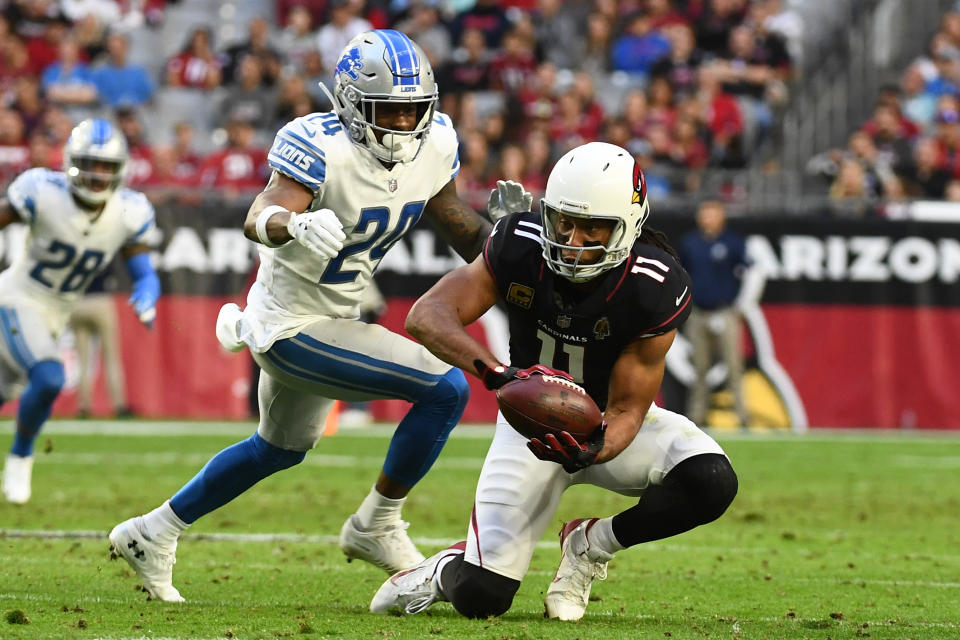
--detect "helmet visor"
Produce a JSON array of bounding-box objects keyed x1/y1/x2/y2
[
  {"x1": 68, "y1": 155, "x2": 124, "y2": 193},
  {"x1": 540, "y1": 203, "x2": 627, "y2": 281}
]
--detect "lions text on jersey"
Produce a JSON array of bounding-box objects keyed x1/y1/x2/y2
[
  {"x1": 483, "y1": 212, "x2": 692, "y2": 409},
  {"x1": 242, "y1": 110, "x2": 460, "y2": 351},
  {"x1": 0, "y1": 168, "x2": 156, "y2": 334}
]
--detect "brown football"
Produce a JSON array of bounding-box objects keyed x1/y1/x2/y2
[{"x1": 496, "y1": 374, "x2": 603, "y2": 443}]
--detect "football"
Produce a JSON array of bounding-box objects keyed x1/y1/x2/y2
[{"x1": 496, "y1": 374, "x2": 603, "y2": 443}]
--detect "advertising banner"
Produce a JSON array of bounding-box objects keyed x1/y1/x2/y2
[{"x1": 2, "y1": 204, "x2": 957, "y2": 429}]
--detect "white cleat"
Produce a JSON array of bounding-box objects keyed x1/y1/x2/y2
[
  {"x1": 370, "y1": 541, "x2": 465, "y2": 614},
  {"x1": 544, "y1": 518, "x2": 613, "y2": 621},
  {"x1": 215, "y1": 303, "x2": 246, "y2": 352},
  {"x1": 340, "y1": 514, "x2": 425, "y2": 574},
  {"x1": 2, "y1": 454, "x2": 33, "y2": 504},
  {"x1": 109, "y1": 517, "x2": 185, "y2": 602}
]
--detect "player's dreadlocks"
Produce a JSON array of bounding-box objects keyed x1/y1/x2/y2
[{"x1": 639, "y1": 225, "x2": 680, "y2": 261}]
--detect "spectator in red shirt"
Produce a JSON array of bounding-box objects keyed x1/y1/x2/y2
[
  {"x1": 457, "y1": 128, "x2": 494, "y2": 212},
  {"x1": 646, "y1": 75, "x2": 678, "y2": 131},
  {"x1": 10, "y1": 75, "x2": 46, "y2": 136},
  {"x1": 0, "y1": 35, "x2": 32, "y2": 98},
  {"x1": 673, "y1": 115, "x2": 710, "y2": 169},
  {"x1": 489, "y1": 28, "x2": 537, "y2": 95},
  {"x1": 113, "y1": 108, "x2": 155, "y2": 186},
  {"x1": 696, "y1": 66, "x2": 745, "y2": 167},
  {"x1": 0, "y1": 108, "x2": 28, "y2": 186},
  {"x1": 572, "y1": 71, "x2": 606, "y2": 136},
  {"x1": 166, "y1": 27, "x2": 223, "y2": 90},
  {"x1": 27, "y1": 130, "x2": 58, "y2": 169},
  {"x1": 549, "y1": 89, "x2": 591, "y2": 153},
  {"x1": 622, "y1": 89, "x2": 650, "y2": 139},
  {"x1": 198, "y1": 118, "x2": 269, "y2": 197},
  {"x1": 521, "y1": 128, "x2": 551, "y2": 196},
  {"x1": 516, "y1": 62, "x2": 558, "y2": 131},
  {"x1": 24, "y1": 15, "x2": 72, "y2": 77}
]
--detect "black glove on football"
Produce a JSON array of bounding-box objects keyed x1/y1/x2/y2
[
  {"x1": 474, "y1": 359, "x2": 573, "y2": 391},
  {"x1": 527, "y1": 423, "x2": 606, "y2": 473}
]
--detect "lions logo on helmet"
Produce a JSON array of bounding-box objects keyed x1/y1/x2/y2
[
  {"x1": 540, "y1": 142, "x2": 651, "y2": 282},
  {"x1": 319, "y1": 29, "x2": 438, "y2": 164},
  {"x1": 63, "y1": 118, "x2": 129, "y2": 208},
  {"x1": 335, "y1": 47, "x2": 364, "y2": 81}
]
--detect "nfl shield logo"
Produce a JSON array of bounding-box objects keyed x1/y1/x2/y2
[
  {"x1": 388, "y1": 178, "x2": 398, "y2": 192},
  {"x1": 557, "y1": 314, "x2": 572, "y2": 328}
]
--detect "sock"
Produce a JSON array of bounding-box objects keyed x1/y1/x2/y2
[
  {"x1": 433, "y1": 552, "x2": 461, "y2": 600},
  {"x1": 141, "y1": 500, "x2": 189, "y2": 546},
  {"x1": 11, "y1": 360, "x2": 64, "y2": 457},
  {"x1": 587, "y1": 517, "x2": 625, "y2": 557},
  {"x1": 355, "y1": 485, "x2": 405, "y2": 529},
  {"x1": 169, "y1": 433, "x2": 305, "y2": 523}
]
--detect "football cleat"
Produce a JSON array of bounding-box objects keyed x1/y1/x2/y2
[
  {"x1": 544, "y1": 518, "x2": 613, "y2": 621},
  {"x1": 339, "y1": 513, "x2": 425, "y2": 574},
  {"x1": 215, "y1": 303, "x2": 246, "y2": 352},
  {"x1": 2, "y1": 454, "x2": 33, "y2": 504},
  {"x1": 370, "y1": 541, "x2": 465, "y2": 614},
  {"x1": 108, "y1": 516, "x2": 185, "y2": 602}
]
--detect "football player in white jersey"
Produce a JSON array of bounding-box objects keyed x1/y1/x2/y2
[
  {"x1": 370, "y1": 142, "x2": 738, "y2": 621},
  {"x1": 0, "y1": 118, "x2": 160, "y2": 504},
  {"x1": 108, "y1": 29, "x2": 531, "y2": 602}
]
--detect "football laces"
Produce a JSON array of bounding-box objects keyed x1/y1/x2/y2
[{"x1": 542, "y1": 375, "x2": 586, "y2": 394}]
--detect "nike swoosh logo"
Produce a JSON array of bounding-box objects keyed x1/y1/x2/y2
[
  {"x1": 675, "y1": 287, "x2": 688, "y2": 306},
  {"x1": 300, "y1": 123, "x2": 316, "y2": 138}
]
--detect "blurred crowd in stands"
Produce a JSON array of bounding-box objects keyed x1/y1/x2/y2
[
  {"x1": 0, "y1": 0, "x2": 801, "y2": 209},
  {"x1": 808, "y1": 9, "x2": 960, "y2": 216}
]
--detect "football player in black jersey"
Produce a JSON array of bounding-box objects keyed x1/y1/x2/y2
[{"x1": 371, "y1": 142, "x2": 738, "y2": 621}]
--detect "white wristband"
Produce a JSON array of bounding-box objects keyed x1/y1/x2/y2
[{"x1": 255, "y1": 205, "x2": 291, "y2": 248}]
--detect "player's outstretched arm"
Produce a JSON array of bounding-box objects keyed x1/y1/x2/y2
[
  {"x1": 598, "y1": 330, "x2": 678, "y2": 463},
  {"x1": 242, "y1": 172, "x2": 344, "y2": 258},
  {"x1": 406, "y1": 255, "x2": 500, "y2": 375},
  {"x1": 422, "y1": 179, "x2": 493, "y2": 262},
  {"x1": 121, "y1": 244, "x2": 161, "y2": 329}
]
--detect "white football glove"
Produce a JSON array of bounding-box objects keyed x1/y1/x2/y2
[
  {"x1": 286, "y1": 208, "x2": 346, "y2": 259},
  {"x1": 487, "y1": 179, "x2": 532, "y2": 223}
]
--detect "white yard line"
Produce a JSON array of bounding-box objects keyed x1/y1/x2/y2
[
  {"x1": 24, "y1": 450, "x2": 484, "y2": 469},
  {"x1": 24, "y1": 420, "x2": 960, "y2": 444}
]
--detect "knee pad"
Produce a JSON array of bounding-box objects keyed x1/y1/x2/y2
[
  {"x1": 419, "y1": 368, "x2": 470, "y2": 430},
  {"x1": 28, "y1": 360, "x2": 65, "y2": 403},
  {"x1": 669, "y1": 453, "x2": 738, "y2": 524},
  {"x1": 422, "y1": 368, "x2": 470, "y2": 407},
  {"x1": 446, "y1": 561, "x2": 519, "y2": 619},
  {"x1": 249, "y1": 433, "x2": 305, "y2": 473}
]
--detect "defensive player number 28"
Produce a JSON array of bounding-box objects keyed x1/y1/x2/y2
[
  {"x1": 29, "y1": 239, "x2": 105, "y2": 293},
  {"x1": 536, "y1": 328, "x2": 585, "y2": 381}
]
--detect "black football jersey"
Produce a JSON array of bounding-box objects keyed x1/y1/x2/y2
[{"x1": 483, "y1": 212, "x2": 692, "y2": 410}]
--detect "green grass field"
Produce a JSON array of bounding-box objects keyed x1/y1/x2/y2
[{"x1": 1, "y1": 421, "x2": 959, "y2": 640}]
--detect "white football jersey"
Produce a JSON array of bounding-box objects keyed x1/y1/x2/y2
[
  {"x1": 242, "y1": 110, "x2": 461, "y2": 352},
  {"x1": 0, "y1": 168, "x2": 156, "y2": 334}
]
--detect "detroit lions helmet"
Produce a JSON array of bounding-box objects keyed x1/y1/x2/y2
[
  {"x1": 540, "y1": 142, "x2": 651, "y2": 282},
  {"x1": 63, "y1": 118, "x2": 129, "y2": 206},
  {"x1": 322, "y1": 29, "x2": 438, "y2": 163}
]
